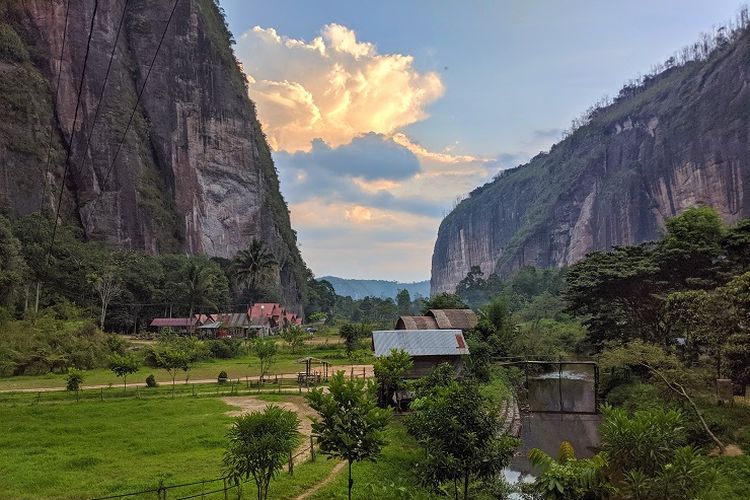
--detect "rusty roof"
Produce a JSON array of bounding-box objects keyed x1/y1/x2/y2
[
  {"x1": 150, "y1": 317, "x2": 197, "y2": 328},
  {"x1": 395, "y1": 315, "x2": 439, "y2": 330},
  {"x1": 427, "y1": 309, "x2": 478, "y2": 330}
]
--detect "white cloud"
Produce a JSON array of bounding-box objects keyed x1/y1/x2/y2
[{"x1": 235, "y1": 24, "x2": 444, "y2": 152}]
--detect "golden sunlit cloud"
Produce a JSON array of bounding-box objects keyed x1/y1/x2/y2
[
  {"x1": 345, "y1": 205, "x2": 374, "y2": 223},
  {"x1": 236, "y1": 24, "x2": 445, "y2": 152}
]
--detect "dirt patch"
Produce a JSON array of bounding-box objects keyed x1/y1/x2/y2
[
  {"x1": 709, "y1": 444, "x2": 744, "y2": 457},
  {"x1": 222, "y1": 396, "x2": 318, "y2": 464}
]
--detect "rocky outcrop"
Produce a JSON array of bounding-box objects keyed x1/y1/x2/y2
[
  {"x1": 0, "y1": 0, "x2": 305, "y2": 310},
  {"x1": 432, "y1": 29, "x2": 750, "y2": 294}
]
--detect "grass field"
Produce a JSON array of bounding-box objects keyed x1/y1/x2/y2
[
  {"x1": 0, "y1": 390, "x2": 435, "y2": 500},
  {"x1": 0, "y1": 339, "x2": 373, "y2": 392}
]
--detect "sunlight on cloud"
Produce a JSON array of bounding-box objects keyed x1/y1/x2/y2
[{"x1": 236, "y1": 24, "x2": 444, "y2": 152}]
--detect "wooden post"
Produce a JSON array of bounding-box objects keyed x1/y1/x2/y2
[
  {"x1": 223, "y1": 478, "x2": 228, "y2": 500},
  {"x1": 310, "y1": 436, "x2": 316, "y2": 462},
  {"x1": 136, "y1": 386, "x2": 140, "y2": 399},
  {"x1": 100, "y1": 387, "x2": 104, "y2": 401},
  {"x1": 288, "y1": 449, "x2": 294, "y2": 475},
  {"x1": 246, "y1": 375, "x2": 249, "y2": 389},
  {"x1": 363, "y1": 366, "x2": 366, "y2": 379},
  {"x1": 298, "y1": 380, "x2": 302, "y2": 393},
  {"x1": 350, "y1": 366, "x2": 354, "y2": 380}
]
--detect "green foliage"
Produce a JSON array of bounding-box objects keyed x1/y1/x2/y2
[
  {"x1": 421, "y1": 292, "x2": 466, "y2": 313},
  {"x1": 280, "y1": 325, "x2": 306, "y2": 353},
  {"x1": 108, "y1": 352, "x2": 140, "y2": 391},
  {"x1": 148, "y1": 337, "x2": 207, "y2": 390},
  {"x1": 66, "y1": 369, "x2": 83, "y2": 393},
  {"x1": 0, "y1": 23, "x2": 28, "y2": 62},
  {"x1": 230, "y1": 238, "x2": 277, "y2": 302},
  {"x1": 527, "y1": 442, "x2": 611, "y2": 500},
  {"x1": 304, "y1": 278, "x2": 336, "y2": 319},
  {"x1": 339, "y1": 322, "x2": 369, "y2": 356},
  {"x1": 405, "y1": 379, "x2": 518, "y2": 498},
  {"x1": 395, "y1": 289, "x2": 411, "y2": 315},
  {"x1": 306, "y1": 371, "x2": 391, "y2": 499},
  {"x1": 223, "y1": 404, "x2": 301, "y2": 500},
  {"x1": 0, "y1": 215, "x2": 26, "y2": 307},
  {"x1": 252, "y1": 338, "x2": 278, "y2": 380},
  {"x1": 373, "y1": 348, "x2": 413, "y2": 409},
  {"x1": 207, "y1": 338, "x2": 244, "y2": 359}
]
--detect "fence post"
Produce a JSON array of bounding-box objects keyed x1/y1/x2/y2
[
  {"x1": 363, "y1": 366, "x2": 366, "y2": 379},
  {"x1": 136, "y1": 386, "x2": 140, "y2": 399},
  {"x1": 298, "y1": 380, "x2": 301, "y2": 393},
  {"x1": 246, "y1": 375, "x2": 249, "y2": 389},
  {"x1": 310, "y1": 436, "x2": 316, "y2": 462},
  {"x1": 288, "y1": 449, "x2": 294, "y2": 475},
  {"x1": 350, "y1": 366, "x2": 354, "y2": 380},
  {"x1": 100, "y1": 387, "x2": 104, "y2": 401},
  {"x1": 223, "y1": 478, "x2": 229, "y2": 500},
  {"x1": 193, "y1": 384, "x2": 196, "y2": 397}
]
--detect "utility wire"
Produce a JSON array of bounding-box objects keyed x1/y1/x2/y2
[
  {"x1": 82, "y1": 0, "x2": 179, "y2": 230},
  {"x1": 45, "y1": 0, "x2": 100, "y2": 262},
  {"x1": 39, "y1": 0, "x2": 71, "y2": 210},
  {"x1": 75, "y1": 0, "x2": 130, "y2": 186}
]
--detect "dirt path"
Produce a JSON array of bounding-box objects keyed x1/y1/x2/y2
[
  {"x1": 0, "y1": 364, "x2": 374, "y2": 393},
  {"x1": 294, "y1": 461, "x2": 346, "y2": 500}
]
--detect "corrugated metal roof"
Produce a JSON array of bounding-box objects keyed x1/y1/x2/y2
[
  {"x1": 150, "y1": 318, "x2": 196, "y2": 327},
  {"x1": 198, "y1": 321, "x2": 223, "y2": 329},
  {"x1": 427, "y1": 309, "x2": 478, "y2": 330},
  {"x1": 395, "y1": 315, "x2": 439, "y2": 330},
  {"x1": 372, "y1": 329, "x2": 470, "y2": 357}
]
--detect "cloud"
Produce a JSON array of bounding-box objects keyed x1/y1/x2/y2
[{"x1": 235, "y1": 24, "x2": 445, "y2": 152}]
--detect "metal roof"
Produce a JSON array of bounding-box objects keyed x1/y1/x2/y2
[
  {"x1": 427, "y1": 309, "x2": 478, "y2": 330},
  {"x1": 395, "y1": 315, "x2": 439, "y2": 330},
  {"x1": 198, "y1": 321, "x2": 223, "y2": 329},
  {"x1": 150, "y1": 317, "x2": 197, "y2": 327},
  {"x1": 372, "y1": 329, "x2": 470, "y2": 357}
]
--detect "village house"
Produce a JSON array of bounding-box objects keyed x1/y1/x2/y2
[
  {"x1": 372, "y1": 329, "x2": 470, "y2": 378},
  {"x1": 394, "y1": 309, "x2": 478, "y2": 331},
  {"x1": 149, "y1": 302, "x2": 301, "y2": 338}
]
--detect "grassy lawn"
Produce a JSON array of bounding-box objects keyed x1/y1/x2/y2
[
  {"x1": 310, "y1": 421, "x2": 436, "y2": 500},
  {"x1": 0, "y1": 340, "x2": 373, "y2": 391},
  {"x1": 0, "y1": 395, "x2": 340, "y2": 499}
]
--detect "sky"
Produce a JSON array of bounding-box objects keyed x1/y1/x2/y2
[{"x1": 219, "y1": 0, "x2": 746, "y2": 282}]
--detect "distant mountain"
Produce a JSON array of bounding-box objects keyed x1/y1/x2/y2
[{"x1": 319, "y1": 276, "x2": 430, "y2": 300}]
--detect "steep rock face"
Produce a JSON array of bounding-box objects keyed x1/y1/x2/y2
[
  {"x1": 0, "y1": 0, "x2": 305, "y2": 310},
  {"x1": 431, "y1": 30, "x2": 750, "y2": 294}
]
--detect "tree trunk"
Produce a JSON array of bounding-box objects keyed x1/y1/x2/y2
[
  {"x1": 34, "y1": 281, "x2": 41, "y2": 313},
  {"x1": 463, "y1": 473, "x2": 469, "y2": 500},
  {"x1": 100, "y1": 302, "x2": 106, "y2": 331},
  {"x1": 189, "y1": 303, "x2": 194, "y2": 334},
  {"x1": 124, "y1": 375, "x2": 127, "y2": 392},
  {"x1": 348, "y1": 460, "x2": 353, "y2": 500}
]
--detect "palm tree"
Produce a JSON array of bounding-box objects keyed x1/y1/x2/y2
[
  {"x1": 179, "y1": 262, "x2": 217, "y2": 332},
  {"x1": 230, "y1": 239, "x2": 277, "y2": 299}
]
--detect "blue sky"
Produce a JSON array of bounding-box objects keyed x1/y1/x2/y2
[{"x1": 219, "y1": 0, "x2": 746, "y2": 281}]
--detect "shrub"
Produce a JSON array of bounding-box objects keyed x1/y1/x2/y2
[
  {"x1": 218, "y1": 370, "x2": 228, "y2": 384},
  {"x1": 145, "y1": 374, "x2": 157, "y2": 388},
  {"x1": 207, "y1": 338, "x2": 242, "y2": 359},
  {"x1": 0, "y1": 23, "x2": 29, "y2": 62}
]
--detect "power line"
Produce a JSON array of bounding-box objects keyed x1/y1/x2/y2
[
  {"x1": 82, "y1": 0, "x2": 180, "y2": 231},
  {"x1": 45, "y1": 0, "x2": 100, "y2": 261},
  {"x1": 39, "y1": 0, "x2": 71, "y2": 210},
  {"x1": 75, "y1": 0, "x2": 130, "y2": 186}
]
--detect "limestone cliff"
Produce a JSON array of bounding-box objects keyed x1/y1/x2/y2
[
  {"x1": 0, "y1": 0, "x2": 306, "y2": 310},
  {"x1": 431, "y1": 28, "x2": 750, "y2": 294}
]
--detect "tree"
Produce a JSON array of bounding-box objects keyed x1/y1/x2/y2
[
  {"x1": 0, "y1": 215, "x2": 26, "y2": 308},
  {"x1": 339, "y1": 322, "x2": 367, "y2": 356},
  {"x1": 721, "y1": 272, "x2": 750, "y2": 390},
  {"x1": 373, "y1": 348, "x2": 413, "y2": 410},
  {"x1": 108, "y1": 352, "x2": 140, "y2": 391},
  {"x1": 279, "y1": 325, "x2": 305, "y2": 353},
  {"x1": 231, "y1": 238, "x2": 277, "y2": 300},
  {"x1": 306, "y1": 372, "x2": 391, "y2": 500},
  {"x1": 88, "y1": 268, "x2": 123, "y2": 331},
  {"x1": 528, "y1": 441, "x2": 611, "y2": 500},
  {"x1": 178, "y1": 261, "x2": 220, "y2": 333},
  {"x1": 405, "y1": 380, "x2": 518, "y2": 499},
  {"x1": 67, "y1": 369, "x2": 83, "y2": 402},
  {"x1": 395, "y1": 289, "x2": 411, "y2": 315},
  {"x1": 150, "y1": 338, "x2": 204, "y2": 394},
  {"x1": 253, "y1": 338, "x2": 277, "y2": 381},
  {"x1": 421, "y1": 292, "x2": 467, "y2": 314},
  {"x1": 223, "y1": 405, "x2": 301, "y2": 500},
  {"x1": 600, "y1": 406, "x2": 715, "y2": 499}
]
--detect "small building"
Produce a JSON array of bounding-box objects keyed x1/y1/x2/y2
[
  {"x1": 395, "y1": 309, "x2": 477, "y2": 331},
  {"x1": 372, "y1": 329, "x2": 470, "y2": 378}
]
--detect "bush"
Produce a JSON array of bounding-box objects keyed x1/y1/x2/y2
[
  {"x1": 218, "y1": 370, "x2": 228, "y2": 384},
  {"x1": 0, "y1": 23, "x2": 29, "y2": 62},
  {"x1": 207, "y1": 338, "x2": 243, "y2": 359},
  {"x1": 145, "y1": 374, "x2": 157, "y2": 388}
]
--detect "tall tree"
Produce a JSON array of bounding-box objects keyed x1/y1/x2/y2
[
  {"x1": 108, "y1": 352, "x2": 140, "y2": 391},
  {"x1": 231, "y1": 238, "x2": 277, "y2": 300},
  {"x1": 395, "y1": 289, "x2": 411, "y2": 315},
  {"x1": 178, "y1": 261, "x2": 219, "y2": 332},
  {"x1": 223, "y1": 405, "x2": 301, "y2": 500},
  {"x1": 306, "y1": 372, "x2": 391, "y2": 500},
  {"x1": 88, "y1": 268, "x2": 123, "y2": 330}
]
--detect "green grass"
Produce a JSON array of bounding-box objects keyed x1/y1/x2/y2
[
  {"x1": 0, "y1": 395, "x2": 342, "y2": 499},
  {"x1": 310, "y1": 421, "x2": 436, "y2": 499},
  {"x1": 0, "y1": 341, "x2": 371, "y2": 391}
]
